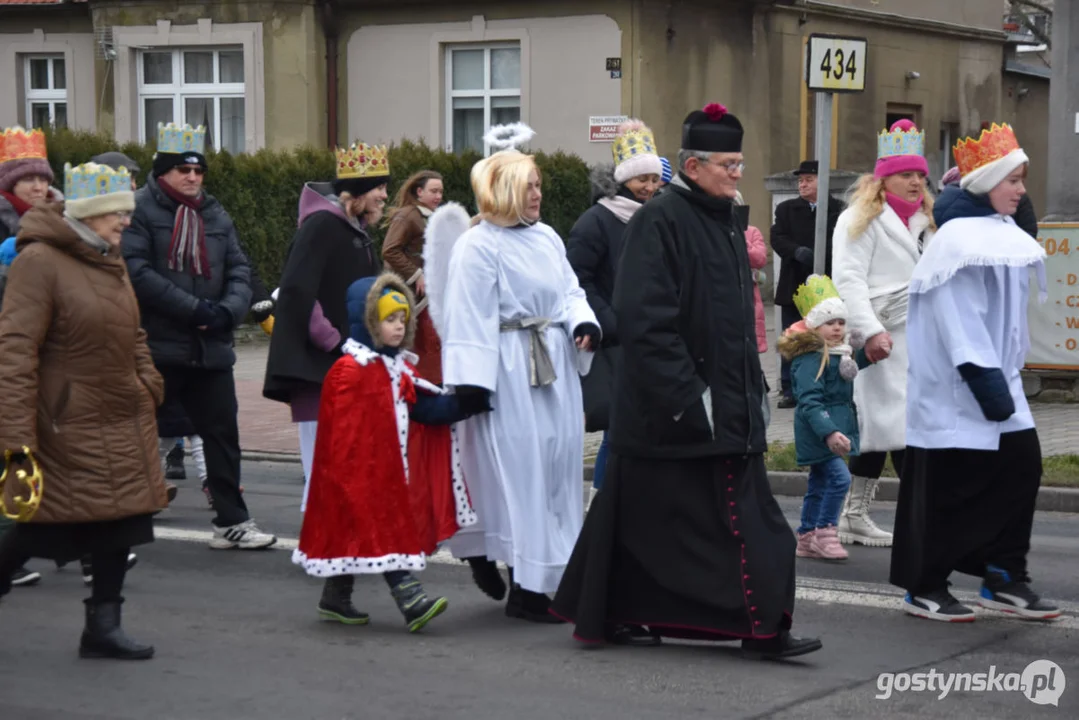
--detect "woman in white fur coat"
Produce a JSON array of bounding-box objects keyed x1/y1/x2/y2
[{"x1": 832, "y1": 119, "x2": 936, "y2": 548}]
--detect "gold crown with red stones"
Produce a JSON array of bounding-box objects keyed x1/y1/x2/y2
[
  {"x1": 0, "y1": 126, "x2": 48, "y2": 164},
  {"x1": 335, "y1": 142, "x2": 390, "y2": 180},
  {"x1": 953, "y1": 123, "x2": 1021, "y2": 177}
]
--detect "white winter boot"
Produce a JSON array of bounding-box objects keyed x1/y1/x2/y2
[{"x1": 837, "y1": 475, "x2": 893, "y2": 547}]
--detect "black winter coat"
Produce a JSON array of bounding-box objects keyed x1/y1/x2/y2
[
  {"x1": 263, "y1": 195, "x2": 381, "y2": 403},
  {"x1": 122, "y1": 177, "x2": 252, "y2": 369},
  {"x1": 770, "y1": 195, "x2": 845, "y2": 306},
  {"x1": 1012, "y1": 194, "x2": 1038, "y2": 239},
  {"x1": 566, "y1": 178, "x2": 637, "y2": 431},
  {"x1": 609, "y1": 175, "x2": 766, "y2": 459}
]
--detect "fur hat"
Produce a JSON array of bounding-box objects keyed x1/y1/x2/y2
[{"x1": 346, "y1": 272, "x2": 417, "y2": 350}]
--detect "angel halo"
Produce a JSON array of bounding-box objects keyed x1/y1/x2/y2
[{"x1": 483, "y1": 122, "x2": 535, "y2": 153}]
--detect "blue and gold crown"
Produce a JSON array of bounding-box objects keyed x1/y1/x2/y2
[
  {"x1": 612, "y1": 123, "x2": 657, "y2": 165},
  {"x1": 157, "y1": 122, "x2": 207, "y2": 155},
  {"x1": 64, "y1": 162, "x2": 132, "y2": 201},
  {"x1": 877, "y1": 121, "x2": 925, "y2": 160}
]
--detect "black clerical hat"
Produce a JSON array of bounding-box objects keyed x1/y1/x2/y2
[{"x1": 681, "y1": 103, "x2": 744, "y2": 153}]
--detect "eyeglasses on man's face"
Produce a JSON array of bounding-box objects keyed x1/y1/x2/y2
[
  {"x1": 175, "y1": 166, "x2": 206, "y2": 176},
  {"x1": 702, "y1": 159, "x2": 746, "y2": 174}
]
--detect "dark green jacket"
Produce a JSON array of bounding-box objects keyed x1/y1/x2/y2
[{"x1": 779, "y1": 330, "x2": 871, "y2": 466}]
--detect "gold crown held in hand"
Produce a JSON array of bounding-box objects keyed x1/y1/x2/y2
[{"x1": 0, "y1": 447, "x2": 43, "y2": 522}]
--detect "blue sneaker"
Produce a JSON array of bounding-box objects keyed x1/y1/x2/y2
[{"x1": 978, "y1": 566, "x2": 1060, "y2": 621}]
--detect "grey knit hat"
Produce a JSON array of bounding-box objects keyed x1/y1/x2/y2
[{"x1": 0, "y1": 157, "x2": 54, "y2": 193}]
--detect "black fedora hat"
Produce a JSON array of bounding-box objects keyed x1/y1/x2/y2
[{"x1": 793, "y1": 160, "x2": 819, "y2": 176}]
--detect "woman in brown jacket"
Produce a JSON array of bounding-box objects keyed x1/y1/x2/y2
[
  {"x1": 381, "y1": 170, "x2": 444, "y2": 383},
  {"x1": 0, "y1": 162, "x2": 168, "y2": 660}
]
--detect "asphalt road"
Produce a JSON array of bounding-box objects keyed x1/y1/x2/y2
[{"x1": 2, "y1": 461, "x2": 1077, "y2": 719}]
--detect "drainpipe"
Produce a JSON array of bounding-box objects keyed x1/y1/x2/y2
[{"x1": 318, "y1": 0, "x2": 340, "y2": 149}]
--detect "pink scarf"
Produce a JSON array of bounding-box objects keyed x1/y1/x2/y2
[{"x1": 885, "y1": 192, "x2": 923, "y2": 228}]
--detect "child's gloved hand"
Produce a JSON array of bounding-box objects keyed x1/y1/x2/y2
[{"x1": 826, "y1": 431, "x2": 851, "y2": 456}]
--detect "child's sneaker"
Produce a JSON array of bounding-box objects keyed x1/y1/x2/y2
[
  {"x1": 795, "y1": 530, "x2": 819, "y2": 558},
  {"x1": 318, "y1": 575, "x2": 370, "y2": 625},
  {"x1": 978, "y1": 565, "x2": 1061, "y2": 620},
  {"x1": 809, "y1": 526, "x2": 848, "y2": 561},
  {"x1": 389, "y1": 574, "x2": 448, "y2": 632},
  {"x1": 903, "y1": 589, "x2": 976, "y2": 622}
]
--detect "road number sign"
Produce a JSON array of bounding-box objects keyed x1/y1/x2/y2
[{"x1": 806, "y1": 34, "x2": 867, "y2": 93}]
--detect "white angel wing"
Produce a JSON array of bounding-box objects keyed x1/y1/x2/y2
[{"x1": 423, "y1": 201, "x2": 472, "y2": 336}]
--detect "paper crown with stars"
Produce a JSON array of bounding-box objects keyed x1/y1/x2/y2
[
  {"x1": 0, "y1": 126, "x2": 47, "y2": 163},
  {"x1": 793, "y1": 274, "x2": 848, "y2": 330},
  {"x1": 63, "y1": 162, "x2": 135, "y2": 220},
  {"x1": 157, "y1": 122, "x2": 207, "y2": 155},
  {"x1": 877, "y1": 122, "x2": 925, "y2": 160},
  {"x1": 335, "y1": 142, "x2": 390, "y2": 181}
]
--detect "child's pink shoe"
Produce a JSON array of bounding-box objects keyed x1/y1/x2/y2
[
  {"x1": 810, "y1": 526, "x2": 849, "y2": 561},
  {"x1": 796, "y1": 530, "x2": 818, "y2": 558}
]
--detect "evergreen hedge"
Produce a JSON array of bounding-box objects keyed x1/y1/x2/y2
[{"x1": 42, "y1": 129, "x2": 592, "y2": 288}]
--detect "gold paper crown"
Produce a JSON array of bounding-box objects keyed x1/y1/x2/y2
[
  {"x1": 793, "y1": 274, "x2": 842, "y2": 320},
  {"x1": 0, "y1": 126, "x2": 48, "y2": 164},
  {"x1": 335, "y1": 142, "x2": 390, "y2": 180},
  {"x1": 612, "y1": 124, "x2": 657, "y2": 166},
  {"x1": 953, "y1": 123, "x2": 1021, "y2": 178}
]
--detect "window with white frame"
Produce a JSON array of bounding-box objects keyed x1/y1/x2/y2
[
  {"x1": 24, "y1": 55, "x2": 67, "y2": 129},
  {"x1": 446, "y1": 44, "x2": 521, "y2": 154},
  {"x1": 137, "y1": 48, "x2": 246, "y2": 154}
]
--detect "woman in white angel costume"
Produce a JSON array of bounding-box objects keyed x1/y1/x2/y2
[{"x1": 423, "y1": 123, "x2": 600, "y2": 622}]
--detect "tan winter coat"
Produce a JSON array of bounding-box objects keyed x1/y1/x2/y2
[
  {"x1": 381, "y1": 205, "x2": 428, "y2": 281},
  {"x1": 0, "y1": 204, "x2": 168, "y2": 524}
]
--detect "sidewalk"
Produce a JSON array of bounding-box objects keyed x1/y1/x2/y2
[{"x1": 232, "y1": 309, "x2": 1079, "y2": 458}]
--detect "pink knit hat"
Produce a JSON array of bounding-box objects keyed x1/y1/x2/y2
[{"x1": 874, "y1": 119, "x2": 929, "y2": 179}]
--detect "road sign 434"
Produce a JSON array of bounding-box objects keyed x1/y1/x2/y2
[{"x1": 807, "y1": 35, "x2": 867, "y2": 93}]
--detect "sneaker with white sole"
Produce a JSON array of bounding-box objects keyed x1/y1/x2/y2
[
  {"x1": 902, "y1": 589, "x2": 976, "y2": 622},
  {"x1": 209, "y1": 520, "x2": 277, "y2": 550},
  {"x1": 978, "y1": 566, "x2": 1061, "y2": 621},
  {"x1": 11, "y1": 567, "x2": 41, "y2": 587}
]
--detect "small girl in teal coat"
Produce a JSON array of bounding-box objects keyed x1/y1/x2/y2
[{"x1": 778, "y1": 275, "x2": 875, "y2": 562}]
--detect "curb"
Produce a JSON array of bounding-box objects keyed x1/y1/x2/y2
[{"x1": 240, "y1": 451, "x2": 1079, "y2": 514}]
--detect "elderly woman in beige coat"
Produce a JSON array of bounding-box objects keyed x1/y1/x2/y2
[{"x1": 0, "y1": 162, "x2": 168, "y2": 660}]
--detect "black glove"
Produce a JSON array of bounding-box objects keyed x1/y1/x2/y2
[
  {"x1": 250, "y1": 299, "x2": 275, "y2": 323},
  {"x1": 958, "y1": 363, "x2": 1015, "y2": 422},
  {"x1": 207, "y1": 304, "x2": 234, "y2": 332},
  {"x1": 191, "y1": 300, "x2": 216, "y2": 328},
  {"x1": 573, "y1": 322, "x2": 601, "y2": 349},
  {"x1": 457, "y1": 389, "x2": 493, "y2": 417},
  {"x1": 794, "y1": 246, "x2": 814, "y2": 267}
]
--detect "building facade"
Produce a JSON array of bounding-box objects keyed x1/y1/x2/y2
[{"x1": 0, "y1": 0, "x2": 1043, "y2": 216}]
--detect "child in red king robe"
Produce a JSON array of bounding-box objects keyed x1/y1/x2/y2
[{"x1": 293, "y1": 272, "x2": 490, "y2": 632}]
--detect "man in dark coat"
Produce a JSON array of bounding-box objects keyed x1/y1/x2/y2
[
  {"x1": 770, "y1": 161, "x2": 845, "y2": 407},
  {"x1": 122, "y1": 126, "x2": 276, "y2": 550},
  {"x1": 552, "y1": 103, "x2": 822, "y2": 660},
  {"x1": 263, "y1": 145, "x2": 388, "y2": 509}
]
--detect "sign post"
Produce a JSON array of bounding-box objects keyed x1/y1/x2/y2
[{"x1": 805, "y1": 34, "x2": 867, "y2": 275}]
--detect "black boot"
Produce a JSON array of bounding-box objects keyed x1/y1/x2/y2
[
  {"x1": 464, "y1": 556, "x2": 506, "y2": 601},
  {"x1": 742, "y1": 630, "x2": 822, "y2": 660},
  {"x1": 164, "y1": 445, "x2": 186, "y2": 481},
  {"x1": 389, "y1": 574, "x2": 448, "y2": 633},
  {"x1": 79, "y1": 599, "x2": 154, "y2": 660},
  {"x1": 317, "y1": 576, "x2": 369, "y2": 625},
  {"x1": 505, "y1": 584, "x2": 564, "y2": 624},
  {"x1": 606, "y1": 624, "x2": 662, "y2": 647}
]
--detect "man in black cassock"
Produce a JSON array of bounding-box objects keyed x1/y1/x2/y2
[{"x1": 552, "y1": 103, "x2": 822, "y2": 660}]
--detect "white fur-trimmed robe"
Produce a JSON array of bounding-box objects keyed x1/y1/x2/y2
[{"x1": 832, "y1": 203, "x2": 934, "y2": 453}]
